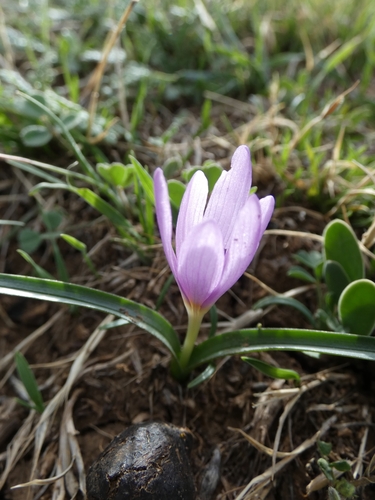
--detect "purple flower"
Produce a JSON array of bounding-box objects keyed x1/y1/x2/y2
[{"x1": 154, "y1": 145, "x2": 274, "y2": 315}]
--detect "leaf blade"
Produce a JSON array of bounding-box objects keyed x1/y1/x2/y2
[
  {"x1": 187, "y1": 327, "x2": 375, "y2": 370},
  {"x1": 0, "y1": 274, "x2": 181, "y2": 359}
]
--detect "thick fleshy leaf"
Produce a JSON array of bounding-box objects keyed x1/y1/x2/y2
[
  {"x1": 259, "y1": 195, "x2": 275, "y2": 233},
  {"x1": 167, "y1": 179, "x2": 186, "y2": 209},
  {"x1": 204, "y1": 145, "x2": 252, "y2": 249},
  {"x1": 203, "y1": 195, "x2": 261, "y2": 307},
  {"x1": 338, "y1": 279, "x2": 375, "y2": 335},
  {"x1": 323, "y1": 219, "x2": 364, "y2": 282},
  {"x1": 177, "y1": 220, "x2": 224, "y2": 308},
  {"x1": 176, "y1": 170, "x2": 208, "y2": 257},
  {"x1": 0, "y1": 274, "x2": 181, "y2": 359},
  {"x1": 323, "y1": 260, "x2": 350, "y2": 304},
  {"x1": 154, "y1": 168, "x2": 177, "y2": 274}
]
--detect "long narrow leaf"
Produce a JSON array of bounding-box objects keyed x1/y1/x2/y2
[
  {"x1": 18, "y1": 92, "x2": 98, "y2": 180},
  {"x1": 1, "y1": 156, "x2": 93, "y2": 183},
  {"x1": 130, "y1": 156, "x2": 154, "y2": 204},
  {"x1": 253, "y1": 296, "x2": 316, "y2": 326},
  {"x1": 75, "y1": 187, "x2": 139, "y2": 240},
  {"x1": 31, "y1": 182, "x2": 139, "y2": 241},
  {"x1": 0, "y1": 274, "x2": 181, "y2": 359},
  {"x1": 17, "y1": 250, "x2": 54, "y2": 279},
  {"x1": 187, "y1": 328, "x2": 375, "y2": 370},
  {"x1": 241, "y1": 356, "x2": 300, "y2": 381}
]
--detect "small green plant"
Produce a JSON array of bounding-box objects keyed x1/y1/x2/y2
[
  {"x1": 17, "y1": 208, "x2": 69, "y2": 281},
  {"x1": 316, "y1": 440, "x2": 356, "y2": 499},
  {"x1": 60, "y1": 233, "x2": 99, "y2": 277},
  {"x1": 255, "y1": 219, "x2": 375, "y2": 337},
  {"x1": 14, "y1": 351, "x2": 45, "y2": 414}
]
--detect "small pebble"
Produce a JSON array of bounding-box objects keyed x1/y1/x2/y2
[{"x1": 87, "y1": 421, "x2": 196, "y2": 500}]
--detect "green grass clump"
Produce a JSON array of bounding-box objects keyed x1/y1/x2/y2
[{"x1": 0, "y1": 0, "x2": 375, "y2": 230}]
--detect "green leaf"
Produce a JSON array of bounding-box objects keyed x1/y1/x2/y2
[
  {"x1": 18, "y1": 228, "x2": 42, "y2": 253},
  {"x1": 16, "y1": 94, "x2": 48, "y2": 119},
  {"x1": 186, "y1": 327, "x2": 375, "y2": 371},
  {"x1": 200, "y1": 98, "x2": 212, "y2": 130},
  {"x1": 17, "y1": 250, "x2": 54, "y2": 279},
  {"x1": 331, "y1": 460, "x2": 351, "y2": 472},
  {"x1": 323, "y1": 260, "x2": 350, "y2": 304},
  {"x1": 202, "y1": 165, "x2": 223, "y2": 192},
  {"x1": 318, "y1": 457, "x2": 334, "y2": 481},
  {"x1": 0, "y1": 274, "x2": 181, "y2": 360},
  {"x1": 323, "y1": 220, "x2": 364, "y2": 282},
  {"x1": 97, "y1": 162, "x2": 133, "y2": 188},
  {"x1": 20, "y1": 125, "x2": 52, "y2": 147},
  {"x1": 253, "y1": 296, "x2": 316, "y2": 326},
  {"x1": 335, "y1": 478, "x2": 356, "y2": 498},
  {"x1": 14, "y1": 352, "x2": 44, "y2": 414},
  {"x1": 241, "y1": 357, "x2": 300, "y2": 381},
  {"x1": 75, "y1": 187, "x2": 136, "y2": 239},
  {"x1": 328, "y1": 487, "x2": 341, "y2": 500},
  {"x1": 338, "y1": 279, "x2": 375, "y2": 336},
  {"x1": 318, "y1": 440, "x2": 332, "y2": 456},
  {"x1": 323, "y1": 35, "x2": 363, "y2": 74},
  {"x1": 316, "y1": 309, "x2": 343, "y2": 333},
  {"x1": 155, "y1": 274, "x2": 174, "y2": 311},
  {"x1": 162, "y1": 156, "x2": 182, "y2": 178},
  {"x1": 130, "y1": 156, "x2": 154, "y2": 204},
  {"x1": 187, "y1": 364, "x2": 215, "y2": 389},
  {"x1": 60, "y1": 234, "x2": 87, "y2": 253},
  {"x1": 42, "y1": 210, "x2": 63, "y2": 231},
  {"x1": 51, "y1": 240, "x2": 69, "y2": 282},
  {"x1": 293, "y1": 250, "x2": 323, "y2": 270},
  {"x1": 287, "y1": 265, "x2": 317, "y2": 283},
  {"x1": 168, "y1": 180, "x2": 186, "y2": 209},
  {"x1": 184, "y1": 164, "x2": 223, "y2": 192},
  {"x1": 30, "y1": 182, "x2": 139, "y2": 241},
  {"x1": 208, "y1": 305, "x2": 218, "y2": 338},
  {"x1": 18, "y1": 92, "x2": 98, "y2": 180}
]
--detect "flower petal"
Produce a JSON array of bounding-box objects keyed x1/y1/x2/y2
[
  {"x1": 259, "y1": 195, "x2": 275, "y2": 234},
  {"x1": 177, "y1": 220, "x2": 224, "y2": 310},
  {"x1": 176, "y1": 170, "x2": 208, "y2": 258},
  {"x1": 202, "y1": 194, "x2": 261, "y2": 308},
  {"x1": 204, "y1": 145, "x2": 252, "y2": 249},
  {"x1": 154, "y1": 168, "x2": 177, "y2": 274}
]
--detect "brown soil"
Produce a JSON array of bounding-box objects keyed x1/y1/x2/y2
[{"x1": 1, "y1": 154, "x2": 375, "y2": 500}]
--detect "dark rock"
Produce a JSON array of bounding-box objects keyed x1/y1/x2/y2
[{"x1": 86, "y1": 421, "x2": 196, "y2": 500}]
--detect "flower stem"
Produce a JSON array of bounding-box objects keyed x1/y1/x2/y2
[{"x1": 179, "y1": 310, "x2": 204, "y2": 371}]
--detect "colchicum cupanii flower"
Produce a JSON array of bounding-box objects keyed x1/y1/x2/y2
[{"x1": 154, "y1": 145, "x2": 275, "y2": 369}]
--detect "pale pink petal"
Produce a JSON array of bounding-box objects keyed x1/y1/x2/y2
[
  {"x1": 259, "y1": 195, "x2": 275, "y2": 234},
  {"x1": 204, "y1": 145, "x2": 252, "y2": 249},
  {"x1": 154, "y1": 168, "x2": 177, "y2": 274},
  {"x1": 202, "y1": 194, "x2": 261, "y2": 308},
  {"x1": 176, "y1": 170, "x2": 208, "y2": 258},
  {"x1": 176, "y1": 220, "x2": 224, "y2": 309}
]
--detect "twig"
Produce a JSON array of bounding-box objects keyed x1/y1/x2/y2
[{"x1": 86, "y1": 0, "x2": 138, "y2": 138}]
